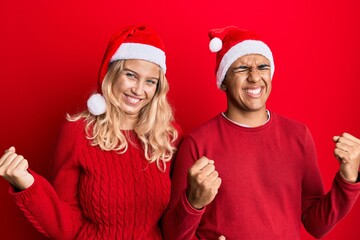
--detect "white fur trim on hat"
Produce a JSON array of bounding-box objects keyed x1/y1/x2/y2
[
  {"x1": 216, "y1": 40, "x2": 275, "y2": 88},
  {"x1": 87, "y1": 93, "x2": 106, "y2": 116},
  {"x1": 111, "y1": 43, "x2": 166, "y2": 73},
  {"x1": 209, "y1": 37, "x2": 222, "y2": 52}
]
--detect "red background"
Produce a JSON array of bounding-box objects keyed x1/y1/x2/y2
[{"x1": 1, "y1": 1, "x2": 360, "y2": 239}]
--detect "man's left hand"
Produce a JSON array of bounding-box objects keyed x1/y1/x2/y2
[{"x1": 334, "y1": 133, "x2": 360, "y2": 183}]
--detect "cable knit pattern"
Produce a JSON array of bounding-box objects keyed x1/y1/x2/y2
[{"x1": 10, "y1": 120, "x2": 180, "y2": 240}]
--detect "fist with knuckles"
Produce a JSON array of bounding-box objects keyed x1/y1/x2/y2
[
  {"x1": 333, "y1": 133, "x2": 360, "y2": 183},
  {"x1": 186, "y1": 156, "x2": 222, "y2": 210},
  {"x1": 0, "y1": 147, "x2": 34, "y2": 190}
]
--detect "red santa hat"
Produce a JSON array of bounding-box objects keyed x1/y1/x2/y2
[
  {"x1": 208, "y1": 26, "x2": 275, "y2": 89},
  {"x1": 87, "y1": 25, "x2": 166, "y2": 115}
]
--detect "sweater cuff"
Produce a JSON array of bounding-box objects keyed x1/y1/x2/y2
[
  {"x1": 9, "y1": 171, "x2": 42, "y2": 203},
  {"x1": 335, "y1": 171, "x2": 360, "y2": 191},
  {"x1": 181, "y1": 191, "x2": 206, "y2": 215}
]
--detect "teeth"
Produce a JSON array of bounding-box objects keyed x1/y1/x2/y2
[
  {"x1": 127, "y1": 95, "x2": 140, "y2": 104},
  {"x1": 246, "y1": 88, "x2": 261, "y2": 95}
]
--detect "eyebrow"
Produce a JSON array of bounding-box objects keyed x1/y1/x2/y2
[
  {"x1": 233, "y1": 65, "x2": 248, "y2": 69},
  {"x1": 123, "y1": 68, "x2": 137, "y2": 74}
]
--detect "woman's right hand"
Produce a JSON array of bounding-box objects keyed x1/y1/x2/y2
[{"x1": 0, "y1": 147, "x2": 34, "y2": 190}]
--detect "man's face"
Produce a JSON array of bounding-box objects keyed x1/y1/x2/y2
[{"x1": 222, "y1": 54, "x2": 272, "y2": 114}]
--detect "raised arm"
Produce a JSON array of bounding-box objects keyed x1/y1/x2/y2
[
  {"x1": 301, "y1": 130, "x2": 360, "y2": 238},
  {"x1": 1, "y1": 121, "x2": 85, "y2": 239}
]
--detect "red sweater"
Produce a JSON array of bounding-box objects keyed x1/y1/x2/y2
[
  {"x1": 162, "y1": 112, "x2": 360, "y2": 240},
  {"x1": 11, "y1": 120, "x2": 180, "y2": 240}
]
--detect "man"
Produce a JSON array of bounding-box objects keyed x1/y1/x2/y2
[{"x1": 162, "y1": 26, "x2": 360, "y2": 239}]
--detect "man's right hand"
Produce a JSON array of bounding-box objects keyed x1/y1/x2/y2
[
  {"x1": 186, "y1": 156, "x2": 222, "y2": 209},
  {"x1": 0, "y1": 147, "x2": 34, "y2": 190}
]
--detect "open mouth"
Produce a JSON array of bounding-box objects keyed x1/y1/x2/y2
[
  {"x1": 125, "y1": 94, "x2": 141, "y2": 104},
  {"x1": 244, "y1": 87, "x2": 263, "y2": 96}
]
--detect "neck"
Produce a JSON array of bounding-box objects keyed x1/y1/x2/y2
[
  {"x1": 224, "y1": 108, "x2": 268, "y2": 127},
  {"x1": 121, "y1": 115, "x2": 138, "y2": 130}
]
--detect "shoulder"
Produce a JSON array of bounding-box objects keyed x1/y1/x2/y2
[
  {"x1": 62, "y1": 118, "x2": 86, "y2": 131},
  {"x1": 271, "y1": 111, "x2": 312, "y2": 142},
  {"x1": 272, "y1": 111, "x2": 308, "y2": 131},
  {"x1": 185, "y1": 114, "x2": 222, "y2": 140},
  {"x1": 55, "y1": 118, "x2": 88, "y2": 147}
]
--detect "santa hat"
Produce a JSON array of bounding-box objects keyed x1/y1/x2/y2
[
  {"x1": 208, "y1": 26, "x2": 275, "y2": 89},
  {"x1": 87, "y1": 25, "x2": 166, "y2": 115}
]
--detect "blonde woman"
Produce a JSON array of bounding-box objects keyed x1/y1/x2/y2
[{"x1": 0, "y1": 25, "x2": 181, "y2": 240}]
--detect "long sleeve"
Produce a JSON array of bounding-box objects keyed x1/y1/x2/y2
[
  {"x1": 163, "y1": 113, "x2": 360, "y2": 239},
  {"x1": 10, "y1": 120, "x2": 182, "y2": 240},
  {"x1": 162, "y1": 136, "x2": 204, "y2": 240},
  {"x1": 10, "y1": 121, "x2": 84, "y2": 240},
  {"x1": 301, "y1": 128, "x2": 360, "y2": 238}
]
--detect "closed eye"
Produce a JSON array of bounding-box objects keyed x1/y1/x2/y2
[
  {"x1": 258, "y1": 64, "x2": 270, "y2": 71},
  {"x1": 233, "y1": 66, "x2": 249, "y2": 73}
]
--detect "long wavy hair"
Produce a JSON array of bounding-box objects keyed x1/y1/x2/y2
[{"x1": 68, "y1": 60, "x2": 178, "y2": 171}]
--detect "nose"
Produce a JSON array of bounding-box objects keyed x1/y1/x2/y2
[
  {"x1": 132, "y1": 80, "x2": 145, "y2": 95},
  {"x1": 247, "y1": 69, "x2": 261, "y2": 83}
]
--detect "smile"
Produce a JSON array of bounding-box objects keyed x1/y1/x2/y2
[
  {"x1": 244, "y1": 87, "x2": 263, "y2": 95},
  {"x1": 125, "y1": 94, "x2": 141, "y2": 104}
]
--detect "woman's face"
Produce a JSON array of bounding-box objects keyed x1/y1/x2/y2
[{"x1": 112, "y1": 59, "x2": 160, "y2": 119}]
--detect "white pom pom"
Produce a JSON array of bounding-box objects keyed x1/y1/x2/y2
[
  {"x1": 209, "y1": 37, "x2": 222, "y2": 52},
  {"x1": 87, "y1": 93, "x2": 106, "y2": 116}
]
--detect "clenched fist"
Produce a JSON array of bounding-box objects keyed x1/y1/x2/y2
[
  {"x1": 187, "y1": 156, "x2": 222, "y2": 209},
  {"x1": 0, "y1": 147, "x2": 34, "y2": 190},
  {"x1": 333, "y1": 133, "x2": 360, "y2": 183}
]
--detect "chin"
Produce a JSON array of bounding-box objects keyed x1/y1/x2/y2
[
  {"x1": 123, "y1": 108, "x2": 141, "y2": 116},
  {"x1": 248, "y1": 105, "x2": 266, "y2": 112}
]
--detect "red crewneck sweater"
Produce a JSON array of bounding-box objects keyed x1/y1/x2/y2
[
  {"x1": 11, "y1": 120, "x2": 180, "y2": 240},
  {"x1": 162, "y1": 112, "x2": 360, "y2": 240}
]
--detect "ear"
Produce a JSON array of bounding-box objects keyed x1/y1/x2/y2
[{"x1": 220, "y1": 82, "x2": 227, "y2": 91}]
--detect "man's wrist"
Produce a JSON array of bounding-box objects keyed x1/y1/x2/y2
[{"x1": 339, "y1": 171, "x2": 360, "y2": 184}]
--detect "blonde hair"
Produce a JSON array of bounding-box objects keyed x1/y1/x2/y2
[{"x1": 68, "y1": 60, "x2": 178, "y2": 171}]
